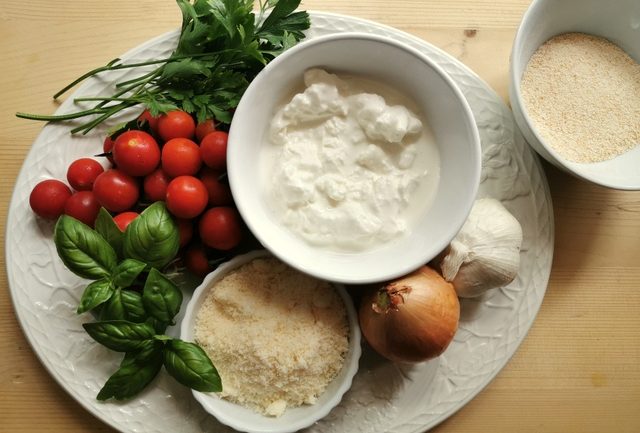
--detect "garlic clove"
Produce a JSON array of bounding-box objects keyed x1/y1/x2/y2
[
  {"x1": 450, "y1": 246, "x2": 521, "y2": 297},
  {"x1": 440, "y1": 239, "x2": 470, "y2": 281}
]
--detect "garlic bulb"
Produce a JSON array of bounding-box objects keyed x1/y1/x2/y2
[{"x1": 437, "y1": 198, "x2": 523, "y2": 298}]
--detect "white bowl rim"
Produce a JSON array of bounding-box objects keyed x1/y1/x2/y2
[
  {"x1": 228, "y1": 32, "x2": 482, "y2": 284},
  {"x1": 179, "y1": 250, "x2": 362, "y2": 433},
  {"x1": 509, "y1": 0, "x2": 640, "y2": 190}
]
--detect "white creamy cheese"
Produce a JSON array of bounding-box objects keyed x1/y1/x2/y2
[{"x1": 264, "y1": 69, "x2": 440, "y2": 252}]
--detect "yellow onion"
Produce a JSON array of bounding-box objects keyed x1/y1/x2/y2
[{"x1": 359, "y1": 266, "x2": 460, "y2": 363}]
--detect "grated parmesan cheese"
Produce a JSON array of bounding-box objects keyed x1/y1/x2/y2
[
  {"x1": 521, "y1": 33, "x2": 640, "y2": 163},
  {"x1": 194, "y1": 257, "x2": 349, "y2": 417}
]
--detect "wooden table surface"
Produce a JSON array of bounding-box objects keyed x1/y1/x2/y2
[{"x1": 1, "y1": 1, "x2": 639, "y2": 432}]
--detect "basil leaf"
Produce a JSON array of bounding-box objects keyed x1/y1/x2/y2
[
  {"x1": 77, "y1": 278, "x2": 114, "y2": 314},
  {"x1": 120, "y1": 290, "x2": 147, "y2": 322},
  {"x1": 54, "y1": 215, "x2": 117, "y2": 280},
  {"x1": 94, "y1": 208, "x2": 124, "y2": 259},
  {"x1": 83, "y1": 320, "x2": 155, "y2": 352},
  {"x1": 96, "y1": 341, "x2": 163, "y2": 401},
  {"x1": 142, "y1": 268, "x2": 183, "y2": 325},
  {"x1": 164, "y1": 339, "x2": 221, "y2": 392},
  {"x1": 149, "y1": 318, "x2": 168, "y2": 335},
  {"x1": 100, "y1": 289, "x2": 146, "y2": 323},
  {"x1": 111, "y1": 259, "x2": 147, "y2": 288},
  {"x1": 134, "y1": 338, "x2": 164, "y2": 363},
  {"x1": 123, "y1": 202, "x2": 179, "y2": 269}
]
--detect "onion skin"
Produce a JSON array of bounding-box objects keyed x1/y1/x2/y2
[{"x1": 359, "y1": 266, "x2": 460, "y2": 363}]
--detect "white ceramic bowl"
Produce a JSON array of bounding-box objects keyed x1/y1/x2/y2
[
  {"x1": 510, "y1": 0, "x2": 640, "y2": 190},
  {"x1": 180, "y1": 250, "x2": 362, "y2": 433},
  {"x1": 228, "y1": 33, "x2": 481, "y2": 284}
]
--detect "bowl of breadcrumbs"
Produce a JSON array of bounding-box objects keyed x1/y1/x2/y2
[
  {"x1": 510, "y1": 0, "x2": 640, "y2": 190},
  {"x1": 180, "y1": 250, "x2": 362, "y2": 433}
]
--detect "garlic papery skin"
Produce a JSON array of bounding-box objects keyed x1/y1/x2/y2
[{"x1": 438, "y1": 198, "x2": 523, "y2": 298}]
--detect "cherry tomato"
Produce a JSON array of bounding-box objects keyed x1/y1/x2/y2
[
  {"x1": 200, "y1": 131, "x2": 228, "y2": 170},
  {"x1": 103, "y1": 136, "x2": 115, "y2": 164},
  {"x1": 199, "y1": 168, "x2": 233, "y2": 206},
  {"x1": 29, "y1": 179, "x2": 72, "y2": 220},
  {"x1": 195, "y1": 119, "x2": 217, "y2": 143},
  {"x1": 157, "y1": 110, "x2": 196, "y2": 142},
  {"x1": 198, "y1": 207, "x2": 242, "y2": 250},
  {"x1": 66, "y1": 158, "x2": 104, "y2": 191},
  {"x1": 112, "y1": 130, "x2": 160, "y2": 177},
  {"x1": 137, "y1": 109, "x2": 159, "y2": 134},
  {"x1": 165, "y1": 176, "x2": 208, "y2": 219},
  {"x1": 177, "y1": 218, "x2": 194, "y2": 247},
  {"x1": 161, "y1": 138, "x2": 202, "y2": 177},
  {"x1": 183, "y1": 244, "x2": 212, "y2": 277},
  {"x1": 143, "y1": 168, "x2": 171, "y2": 202},
  {"x1": 64, "y1": 191, "x2": 101, "y2": 227},
  {"x1": 113, "y1": 211, "x2": 139, "y2": 232},
  {"x1": 93, "y1": 169, "x2": 140, "y2": 212}
]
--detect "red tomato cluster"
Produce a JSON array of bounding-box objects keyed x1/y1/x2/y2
[
  {"x1": 29, "y1": 159, "x2": 105, "y2": 227},
  {"x1": 29, "y1": 109, "x2": 245, "y2": 276}
]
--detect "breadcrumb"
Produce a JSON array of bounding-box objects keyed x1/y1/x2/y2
[
  {"x1": 194, "y1": 257, "x2": 349, "y2": 417},
  {"x1": 521, "y1": 33, "x2": 640, "y2": 163}
]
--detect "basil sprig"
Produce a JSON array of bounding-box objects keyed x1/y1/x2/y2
[
  {"x1": 94, "y1": 336, "x2": 220, "y2": 401},
  {"x1": 53, "y1": 203, "x2": 220, "y2": 401}
]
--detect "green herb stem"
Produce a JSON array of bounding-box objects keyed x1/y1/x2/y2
[
  {"x1": 53, "y1": 57, "x2": 175, "y2": 99},
  {"x1": 53, "y1": 58, "x2": 121, "y2": 99},
  {"x1": 115, "y1": 68, "x2": 163, "y2": 89},
  {"x1": 71, "y1": 101, "x2": 138, "y2": 135},
  {"x1": 16, "y1": 107, "x2": 109, "y2": 121},
  {"x1": 95, "y1": 72, "x2": 160, "y2": 109}
]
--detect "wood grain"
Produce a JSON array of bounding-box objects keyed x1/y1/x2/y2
[{"x1": 1, "y1": 1, "x2": 639, "y2": 432}]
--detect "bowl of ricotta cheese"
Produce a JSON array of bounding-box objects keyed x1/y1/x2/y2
[{"x1": 228, "y1": 33, "x2": 481, "y2": 284}]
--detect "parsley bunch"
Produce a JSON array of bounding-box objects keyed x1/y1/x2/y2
[{"x1": 16, "y1": 0, "x2": 310, "y2": 134}]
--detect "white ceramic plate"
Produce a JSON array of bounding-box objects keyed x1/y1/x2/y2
[{"x1": 6, "y1": 12, "x2": 553, "y2": 433}]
